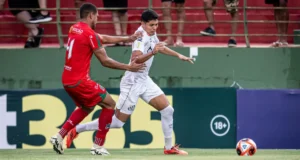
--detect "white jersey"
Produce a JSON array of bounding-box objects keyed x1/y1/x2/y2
[
  {"x1": 117, "y1": 26, "x2": 164, "y2": 115},
  {"x1": 122, "y1": 26, "x2": 159, "y2": 84}
]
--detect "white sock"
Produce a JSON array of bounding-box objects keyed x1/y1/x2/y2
[
  {"x1": 110, "y1": 114, "x2": 125, "y2": 128},
  {"x1": 56, "y1": 133, "x2": 63, "y2": 142},
  {"x1": 160, "y1": 105, "x2": 174, "y2": 150},
  {"x1": 76, "y1": 119, "x2": 98, "y2": 133},
  {"x1": 75, "y1": 114, "x2": 125, "y2": 133}
]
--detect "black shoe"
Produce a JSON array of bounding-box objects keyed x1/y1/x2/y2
[
  {"x1": 24, "y1": 40, "x2": 35, "y2": 48},
  {"x1": 33, "y1": 27, "x2": 44, "y2": 48},
  {"x1": 228, "y1": 39, "x2": 237, "y2": 47},
  {"x1": 29, "y1": 12, "x2": 52, "y2": 23},
  {"x1": 200, "y1": 27, "x2": 216, "y2": 36}
]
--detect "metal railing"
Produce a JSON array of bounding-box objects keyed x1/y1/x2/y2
[{"x1": 0, "y1": 0, "x2": 298, "y2": 48}]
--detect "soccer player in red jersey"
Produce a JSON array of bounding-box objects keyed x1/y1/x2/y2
[{"x1": 49, "y1": 2, "x2": 144, "y2": 155}]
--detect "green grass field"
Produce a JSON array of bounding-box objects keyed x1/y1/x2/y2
[{"x1": 1, "y1": 149, "x2": 300, "y2": 160}]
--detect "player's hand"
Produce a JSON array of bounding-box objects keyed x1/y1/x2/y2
[
  {"x1": 178, "y1": 55, "x2": 194, "y2": 64},
  {"x1": 128, "y1": 58, "x2": 146, "y2": 72},
  {"x1": 129, "y1": 31, "x2": 143, "y2": 42},
  {"x1": 153, "y1": 42, "x2": 166, "y2": 54}
]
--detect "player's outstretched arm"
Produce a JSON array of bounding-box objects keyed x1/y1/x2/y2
[
  {"x1": 99, "y1": 31, "x2": 143, "y2": 44},
  {"x1": 131, "y1": 42, "x2": 166, "y2": 63},
  {"x1": 94, "y1": 48, "x2": 145, "y2": 72},
  {"x1": 160, "y1": 47, "x2": 194, "y2": 64}
]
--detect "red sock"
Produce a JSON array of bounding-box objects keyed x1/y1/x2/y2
[
  {"x1": 94, "y1": 108, "x2": 114, "y2": 146},
  {"x1": 59, "y1": 108, "x2": 89, "y2": 138}
]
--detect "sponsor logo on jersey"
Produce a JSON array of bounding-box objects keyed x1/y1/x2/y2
[
  {"x1": 71, "y1": 27, "x2": 83, "y2": 34},
  {"x1": 64, "y1": 65, "x2": 72, "y2": 71}
]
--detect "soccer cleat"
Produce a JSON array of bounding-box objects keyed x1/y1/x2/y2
[
  {"x1": 66, "y1": 128, "x2": 78, "y2": 148},
  {"x1": 164, "y1": 144, "x2": 188, "y2": 155},
  {"x1": 90, "y1": 144, "x2": 110, "y2": 156},
  {"x1": 50, "y1": 134, "x2": 64, "y2": 154}
]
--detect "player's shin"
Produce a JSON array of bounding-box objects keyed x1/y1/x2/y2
[
  {"x1": 94, "y1": 108, "x2": 115, "y2": 146},
  {"x1": 76, "y1": 113, "x2": 125, "y2": 134},
  {"x1": 59, "y1": 107, "x2": 90, "y2": 138},
  {"x1": 75, "y1": 113, "x2": 125, "y2": 137},
  {"x1": 51, "y1": 107, "x2": 90, "y2": 154},
  {"x1": 160, "y1": 105, "x2": 174, "y2": 150}
]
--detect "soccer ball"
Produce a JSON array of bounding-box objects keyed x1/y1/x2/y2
[{"x1": 236, "y1": 138, "x2": 257, "y2": 156}]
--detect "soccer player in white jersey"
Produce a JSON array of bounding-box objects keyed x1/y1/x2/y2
[{"x1": 65, "y1": 9, "x2": 194, "y2": 155}]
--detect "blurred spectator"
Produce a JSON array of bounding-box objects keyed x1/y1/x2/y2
[
  {"x1": 266, "y1": 0, "x2": 289, "y2": 47},
  {"x1": 0, "y1": 0, "x2": 44, "y2": 48},
  {"x1": 200, "y1": 0, "x2": 239, "y2": 47},
  {"x1": 29, "y1": 0, "x2": 52, "y2": 23},
  {"x1": 75, "y1": 0, "x2": 85, "y2": 20},
  {"x1": 103, "y1": 0, "x2": 128, "y2": 46},
  {"x1": 0, "y1": 0, "x2": 3, "y2": 10},
  {"x1": 162, "y1": 0, "x2": 185, "y2": 47}
]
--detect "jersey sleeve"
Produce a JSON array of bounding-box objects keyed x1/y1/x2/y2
[
  {"x1": 132, "y1": 37, "x2": 145, "y2": 53},
  {"x1": 154, "y1": 34, "x2": 160, "y2": 43},
  {"x1": 87, "y1": 32, "x2": 103, "y2": 51}
]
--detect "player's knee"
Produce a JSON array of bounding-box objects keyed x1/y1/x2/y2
[
  {"x1": 110, "y1": 101, "x2": 116, "y2": 109},
  {"x1": 160, "y1": 105, "x2": 174, "y2": 117},
  {"x1": 80, "y1": 105, "x2": 95, "y2": 114},
  {"x1": 106, "y1": 100, "x2": 116, "y2": 110}
]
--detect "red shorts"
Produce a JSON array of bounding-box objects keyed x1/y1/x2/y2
[{"x1": 64, "y1": 79, "x2": 107, "y2": 108}]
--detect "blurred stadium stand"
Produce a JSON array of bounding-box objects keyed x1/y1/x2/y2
[{"x1": 0, "y1": 0, "x2": 299, "y2": 46}]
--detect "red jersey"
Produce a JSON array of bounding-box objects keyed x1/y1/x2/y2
[{"x1": 62, "y1": 22, "x2": 102, "y2": 85}]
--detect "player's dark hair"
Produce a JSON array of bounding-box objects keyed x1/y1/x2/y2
[
  {"x1": 141, "y1": 9, "x2": 158, "y2": 22},
  {"x1": 80, "y1": 3, "x2": 97, "y2": 19}
]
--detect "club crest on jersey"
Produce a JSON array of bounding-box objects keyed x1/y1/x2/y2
[{"x1": 137, "y1": 37, "x2": 143, "y2": 42}]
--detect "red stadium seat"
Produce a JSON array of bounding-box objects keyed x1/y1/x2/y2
[{"x1": 0, "y1": 0, "x2": 299, "y2": 45}]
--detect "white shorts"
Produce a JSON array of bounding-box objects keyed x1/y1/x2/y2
[{"x1": 116, "y1": 76, "x2": 164, "y2": 115}]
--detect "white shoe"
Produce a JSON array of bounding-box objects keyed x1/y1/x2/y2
[
  {"x1": 50, "y1": 134, "x2": 64, "y2": 154},
  {"x1": 90, "y1": 144, "x2": 110, "y2": 156}
]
